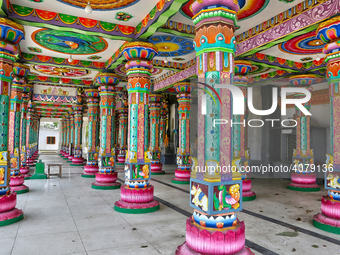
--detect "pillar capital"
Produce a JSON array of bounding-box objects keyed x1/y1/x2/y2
[
  {"x1": 95, "y1": 72, "x2": 120, "y2": 86},
  {"x1": 192, "y1": 0, "x2": 239, "y2": 16},
  {"x1": 13, "y1": 63, "x2": 29, "y2": 78},
  {"x1": 289, "y1": 74, "x2": 317, "y2": 87},
  {"x1": 122, "y1": 41, "x2": 158, "y2": 62}
]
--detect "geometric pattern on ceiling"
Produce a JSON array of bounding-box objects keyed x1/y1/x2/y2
[
  {"x1": 31, "y1": 65, "x2": 91, "y2": 77},
  {"x1": 57, "y1": 0, "x2": 140, "y2": 11},
  {"x1": 32, "y1": 29, "x2": 108, "y2": 55},
  {"x1": 180, "y1": 0, "x2": 269, "y2": 21},
  {"x1": 278, "y1": 31, "x2": 325, "y2": 55},
  {"x1": 148, "y1": 35, "x2": 194, "y2": 57}
]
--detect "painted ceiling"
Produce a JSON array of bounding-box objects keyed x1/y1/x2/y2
[{"x1": 6, "y1": 0, "x2": 336, "y2": 116}]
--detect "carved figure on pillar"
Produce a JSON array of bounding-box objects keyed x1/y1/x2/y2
[
  {"x1": 91, "y1": 73, "x2": 121, "y2": 190},
  {"x1": 176, "y1": 1, "x2": 253, "y2": 254},
  {"x1": 115, "y1": 41, "x2": 160, "y2": 214},
  {"x1": 82, "y1": 88, "x2": 100, "y2": 177},
  {"x1": 68, "y1": 112, "x2": 75, "y2": 161}
]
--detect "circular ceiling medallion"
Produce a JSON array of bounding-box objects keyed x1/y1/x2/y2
[
  {"x1": 279, "y1": 31, "x2": 324, "y2": 55},
  {"x1": 115, "y1": 64, "x2": 163, "y2": 76},
  {"x1": 32, "y1": 65, "x2": 90, "y2": 77},
  {"x1": 32, "y1": 29, "x2": 108, "y2": 55},
  {"x1": 180, "y1": 0, "x2": 269, "y2": 21},
  {"x1": 57, "y1": 0, "x2": 140, "y2": 11},
  {"x1": 148, "y1": 35, "x2": 194, "y2": 57}
]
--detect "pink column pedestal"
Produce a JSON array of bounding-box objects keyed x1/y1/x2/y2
[
  {"x1": 115, "y1": 185, "x2": 160, "y2": 212},
  {"x1": 0, "y1": 192, "x2": 24, "y2": 226},
  {"x1": 151, "y1": 163, "x2": 164, "y2": 175},
  {"x1": 242, "y1": 179, "x2": 256, "y2": 201},
  {"x1": 71, "y1": 157, "x2": 84, "y2": 164},
  {"x1": 313, "y1": 196, "x2": 340, "y2": 234},
  {"x1": 9, "y1": 176, "x2": 29, "y2": 194},
  {"x1": 176, "y1": 219, "x2": 254, "y2": 255},
  {"x1": 83, "y1": 165, "x2": 99, "y2": 177},
  {"x1": 172, "y1": 170, "x2": 190, "y2": 184},
  {"x1": 117, "y1": 155, "x2": 125, "y2": 164},
  {"x1": 91, "y1": 172, "x2": 121, "y2": 190},
  {"x1": 287, "y1": 172, "x2": 320, "y2": 191},
  {"x1": 20, "y1": 166, "x2": 31, "y2": 178},
  {"x1": 68, "y1": 155, "x2": 74, "y2": 160}
]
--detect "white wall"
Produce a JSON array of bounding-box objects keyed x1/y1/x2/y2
[{"x1": 39, "y1": 127, "x2": 60, "y2": 151}]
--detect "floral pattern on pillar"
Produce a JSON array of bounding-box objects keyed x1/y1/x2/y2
[{"x1": 115, "y1": 41, "x2": 160, "y2": 213}]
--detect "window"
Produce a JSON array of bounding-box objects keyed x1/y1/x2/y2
[{"x1": 46, "y1": 137, "x2": 56, "y2": 145}]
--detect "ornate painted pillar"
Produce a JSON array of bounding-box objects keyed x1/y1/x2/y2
[
  {"x1": 19, "y1": 83, "x2": 33, "y2": 178},
  {"x1": 172, "y1": 82, "x2": 191, "y2": 184},
  {"x1": 115, "y1": 41, "x2": 160, "y2": 214},
  {"x1": 71, "y1": 90, "x2": 85, "y2": 165},
  {"x1": 67, "y1": 112, "x2": 75, "y2": 161},
  {"x1": 82, "y1": 88, "x2": 100, "y2": 177},
  {"x1": 91, "y1": 73, "x2": 121, "y2": 189},
  {"x1": 176, "y1": 1, "x2": 252, "y2": 254},
  {"x1": 0, "y1": 18, "x2": 25, "y2": 226},
  {"x1": 287, "y1": 75, "x2": 319, "y2": 192},
  {"x1": 60, "y1": 117, "x2": 66, "y2": 156},
  {"x1": 159, "y1": 98, "x2": 168, "y2": 151},
  {"x1": 234, "y1": 61, "x2": 256, "y2": 201},
  {"x1": 116, "y1": 106, "x2": 128, "y2": 166},
  {"x1": 314, "y1": 17, "x2": 340, "y2": 234},
  {"x1": 149, "y1": 94, "x2": 164, "y2": 175},
  {"x1": 114, "y1": 109, "x2": 120, "y2": 159},
  {"x1": 63, "y1": 115, "x2": 71, "y2": 158},
  {"x1": 26, "y1": 102, "x2": 35, "y2": 165},
  {"x1": 9, "y1": 63, "x2": 30, "y2": 194}
]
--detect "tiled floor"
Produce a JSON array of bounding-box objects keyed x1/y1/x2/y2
[{"x1": 2, "y1": 154, "x2": 340, "y2": 255}]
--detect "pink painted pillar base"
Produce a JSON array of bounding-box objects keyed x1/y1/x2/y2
[
  {"x1": 313, "y1": 196, "x2": 340, "y2": 234},
  {"x1": 0, "y1": 192, "x2": 24, "y2": 227},
  {"x1": 20, "y1": 166, "x2": 31, "y2": 178},
  {"x1": 91, "y1": 172, "x2": 121, "y2": 190},
  {"x1": 82, "y1": 165, "x2": 98, "y2": 178},
  {"x1": 287, "y1": 172, "x2": 320, "y2": 192},
  {"x1": 71, "y1": 157, "x2": 84, "y2": 164},
  {"x1": 114, "y1": 185, "x2": 160, "y2": 213},
  {"x1": 172, "y1": 170, "x2": 190, "y2": 184},
  {"x1": 151, "y1": 162, "x2": 164, "y2": 175},
  {"x1": 176, "y1": 219, "x2": 254, "y2": 255},
  {"x1": 117, "y1": 155, "x2": 126, "y2": 165},
  {"x1": 242, "y1": 179, "x2": 256, "y2": 201},
  {"x1": 9, "y1": 176, "x2": 29, "y2": 194}
]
